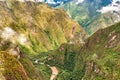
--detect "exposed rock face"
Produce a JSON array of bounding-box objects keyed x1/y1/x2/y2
[
  {"x1": 82, "y1": 61, "x2": 104, "y2": 80},
  {"x1": 105, "y1": 31, "x2": 120, "y2": 48}
]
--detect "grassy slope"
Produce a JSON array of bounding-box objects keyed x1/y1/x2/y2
[
  {"x1": 0, "y1": 51, "x2": 43, "y2": 80},
  {"x1": 37, "y1": 22, "x2": 120, "y2": 80},
  {"x1": 58, "y1": 2, "x2": 89, "y2": 27},
  {"x1": 0, "y1": 51, "x2": 29, "y2": 80},
  {"x1": 85, "y1": 12, "x2": 120, "y2": 34},
  {"x1": 19, "y1": 53, "x2": 44, "y2": 80},
  {"x1": 75, "y1": 22, "x2": 120, "y2": 80},
  {"x1": 0, "y1": 1, "x2": 86, "y2": 57},
  {"x1": 32, "y1": 43, "x2": 82, "y2": 80},
  {"x1": 58, "y1": 1, "x2": 120, "y2": 35},
  {"x1": 0, "y1": 1, "x2": 86, "y2": 80}
]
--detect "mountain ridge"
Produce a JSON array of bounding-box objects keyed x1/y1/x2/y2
[
  {"x1": 0, "y1": 1, "x2": 86, "y2": 80},
  {"x1": 0, "y1": 1, "x2": 120, "y2": 80},
  {"x1": 44, "y1": 22, "x2": 120, "y2": 80},
  {"x1": 0, "y1": 1, "x2": 86, "y2": 56},
  {"x1": 58, "y1": 0, "x2": 120, "y2": 34}
]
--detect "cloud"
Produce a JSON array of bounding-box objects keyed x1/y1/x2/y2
[
  {"x1": 76, "y1": 0, "x2": 84, "y2": 4},
  {"x1": 97, "y1": 0, "x2": 120, "y2": 13},
  {"x1": 18, "y1": 34, "x2": 27, "y2": 45},
  {"x1": 1, "y1": 27, "x2": 15, "y2": 40},
  {"x1": 15, "y1": 0, "x2": 45, "y2": 2},
  {"x1": 0, "y1": 27, "x2": 27, "y2": 45},
  {"x1": 45, "y1": 0, "x2": 56, "y2": 4}
]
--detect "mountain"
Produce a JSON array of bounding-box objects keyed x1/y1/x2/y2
[
  {"x1": 44, "y1": 22, "x2": 120, "y2": 80},
  {"x1": 0, "y1": 51, "x2": 43, "y2": 80},
  {"x1": 75, "y1": 22, "x2": 120, "y2": 80},
  {"x1": 0, "y1": 0, "x2": 120, "y2": 80},
  {"x1": 58, "y1": 0, "x2": 112, "y2": 21},
  {"x1": 44, "y1": 0, "x2": 112, "y2": 7},
  {"x1": 20, "y1": 0, "x2": 72, "y2": 7},
  {"x1": 0, "y1": 51, "x2": 29, "y2": 80},
  {"x1": 58, "y1": 0, "x2": 120, "y2": 34},
  {"x1": 0, "y1": 1, "x2": 86, "y2": 56},
  {"x1": 0, "y1": 1, "x2": 86, "y2": 80},
  {"x1": 45, "y1": 0, "x2": 72, "y2": 7},
  {"x1": 85, "y1": 11, "x2": 120, "y2": 34}
]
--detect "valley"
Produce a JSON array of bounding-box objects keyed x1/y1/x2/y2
[{"x1": 0, "y1": 0, "x2": 120, "y2": 80}]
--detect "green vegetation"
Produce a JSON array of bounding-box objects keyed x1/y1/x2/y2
[
  {"x1": 75, "y1": 22, "x2": 120, "y2": 79},
  {"x1": 33, "y1": 43, "x2": 83, "y2": 80},
  {"x1": 0, "y1": 51, "x2": 29, "y2": 80},
  {"x1": 19, "y1": 54, "x2": 43, "y2": 80},
  {"x1": 0, "y1": 1, "x2": 86, "y2": 57},
  {"x1": 35, "y1": 23, "x2": 120, "y2": 80},
  {"x1": 59, "y1": 1, "x2": 119, "y2": 35},
  {"x1": 34, "y1": 64, "x2": 51, "y2": 80},
  {"x1": 0, "y1": 1, "x2": 86, "y2": 80},
  {"x1": 0, "y1": 1, "x2": 120, "y2": 80}
]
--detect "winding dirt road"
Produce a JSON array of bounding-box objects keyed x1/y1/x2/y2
[
  {"x1": 36, "y1": 61, "x2": 59, "y2": 80},
  {"x1": 49, "y1": 66, "x2": 58, "y2": 80}
]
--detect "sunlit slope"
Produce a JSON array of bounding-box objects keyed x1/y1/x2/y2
[
  {"x1": 75, "y1": 22, "x2": 120, "y2": 80},
  {"x1": 0, "y1": 1, "x2": 86, "y2": 56}
]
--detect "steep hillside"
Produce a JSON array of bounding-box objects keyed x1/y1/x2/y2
[
  {"x1": 0, "y1": 1, "x2": 86, "y2": 57},
  {"x1": 0, "y1": 1, "x2": 86, "y2": 80},
  {"x1": 58, "y1": 0, "x2": 120, "y2": 34},
  {"x1": 38, "y1": 22, "x2": 120, "y2": 80},
  {"x1": 2, "y1": 1, "x2": 120, "y2": 80},
  {"x1": 58, "y1": 0, "x2": 107, "y2": 26},
  {"x1": 85, "y1": 11, "x2": 120, "y2": 34},
  {"x1": 32, "y1": 43, "x2": 82, "y2": 80},
  {"x1": 75, "y1": 22, "x2": 120, "y2": 80},
  {"x1": 0, "y1": 51, "x2": 27, "y2": 80},
  {"x1": 0, "y1": 51, "x2": 43, "y2": 80}
]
